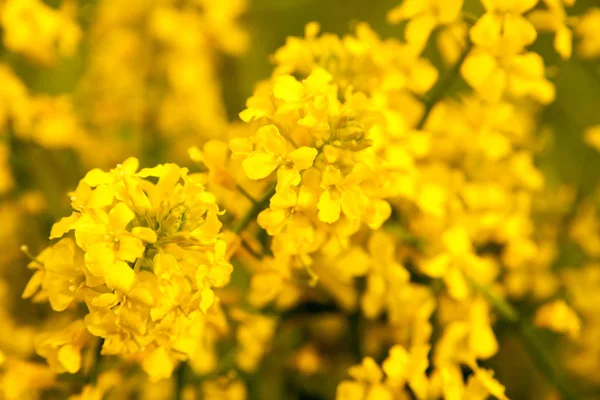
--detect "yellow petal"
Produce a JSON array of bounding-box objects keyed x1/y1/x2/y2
[
  {"x1": 470, "y1": 14, "x2": 502, "y2": 47},
  {"x1": 131, "y1": 227, "x2": 157, "y2": 243},
  {"x1": 584, "y1": 125, "x2": 600, "y2": 151},
  {"x1": 229, "y1": 137, "x2": 253, "y2": 156},
  {"x1": 276, "y1": 167, "x2": 301, "y2": 191},
  {"x1": 503, "y1": 14, "x2": 537, "y2": 51},
  {"x1": 555, "y1": 25, "x2": 572, "y2": 59},
  {"x1": 444, "y1": 266, "x2": 469, "y2": 300},
  {"x1": 142, "y1": 347, "x2": 175, "y2": 381},
  {"x1": 50, "y1": 213, "x2": 81, "y2": 239},
  {"x1": 58, "y1": 345, "x2": 81, "y2": 374},
  {"x1": 105, "y1": 261, "x2": 135, "y2": 292},
  {"x1": 83, "y1": 169, "x2": 113, "y2": 187},
  {"x1": 274, "y1": 75, "x2": 304, "y2": 102},
  {"x1": 382, "y1": 345, "x2": 409, "y2": 382},
  {"x1": 408, "y1": 59, "x2": 438, "y2": 94},
  {"x1": 108, "y1": 202, "x2": 135, "y2": 231},
  {"x1": 22, "y1": 270, "x2": 44, "y2": 299},
  {"x1": 87, "y1": 185, "x2": 115, "y2": 208},
  {"x1": 288, "y1": 146, "x2": 318, "y2": 171},
  {"x1": 420, "y1": 254, "x2": 450, "y2": 277},
  {"x1": 364, "y1": 200, "x2": 392, "y2": 229},
  {"x1": 461, "y1": 51, "x2": 497, "y2": 89},
  {"x1": 317, "y1": 189, "x2": 341, "y2": 223},
  {"x1": 405, "y1": 14, "x2": 437, "y2": 51},
  {"x1": 91, "y1": 292, "x2": 118, "y2": 307},
  {"x1": 199, "y1": 287, "x2": 215, "y2": 313},
  {"x1": 118, "y1": 236, "x2": 145, "y2": 262},
  {"x1": 386, "y1": 0, "x2": 425, "y2": 24},
  {"x1": 257, "y1": 208, "x2": 288, "y2": 235},
  {"x1": 256, "y1": 125, "x2": 287, "y2": 155},
  {"x1": 534, "y1": 300, "x2": 581, "y2": 338},
  {"x1": 242, "y1": 152, "x2": 279, "y2": 180}
]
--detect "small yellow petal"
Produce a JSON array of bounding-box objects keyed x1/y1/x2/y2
[
  {"x1": 142, "y1": 347, "x2": 175, "y2": 381},
  {"x1": 105, "y1": 261, "x2": 135, "y2": 292},
  {"x1": 317, "y1": 189, "x2": 341, "y2": 223},
  {"x1": 58, "y1": 345, "x2": 81, "y2": 374},
  {"x1": 242, "y1": 152, "x2": 280, "y2": 180},
  {"x1": 274, "y1": 75, "x2": 304, "y2": 102}
]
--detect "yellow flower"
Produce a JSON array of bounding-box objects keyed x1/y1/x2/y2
[
  {"x1": 34, "y1": 320, "x2": 91, "y2": 374},
  {"x1": 360, "y1": 232, "x2": 411, "y2": 320},
  {"x1": 387, "y1": 0, "x2": 464, "y2": 52},
  {"x1": 22, "y1": 238, "x2": 84, "y2": 311},
  {"x1": 436, "y1": 364, "x2": 508, "y2": 400},
  {"x1": 461, "y1": 49, "x2": 555, "y2": 103},
  {"x1": 0, "y1": 359, "x2": 55, "y2": 400},
  {"x1": 233, "y1": 68, "x2": 393, "y2": 264},
  {"x1": 0, "y1": 0, "x2": 81, "y2": 65},
  {"x1": 141, "y1": 347, "x2": 175, "y2": 382},
  {"x1": 241, "y1": 124, "x2": 317, "y2": 189},
  {"x1": 574, "y1": 8, "x2": 600, "y2": 58},
  {"x1": 25, "y1": 159, "x2": 232, "y2": 379},
  {"x1": 534, "y1": 299, "x2": 581, "y2": 338},
  {"x1": 471, "y1": 0, "x2": 539, "y2": 54},
  {"x1": 584, "y1": 125, "x2": 600, "y2": 152},
  {"x1": 231, "y1": 309, "x2": 277, "y2": 373},
  {"x1": 337, "y1": 346, "x2": 429, "y2": 400},
  {"x1": 528, "y1": 0, "x2": 576, "y2": 59},
  {"x1": 383, "y1": 344, "x2": 430, "y2": 398}
]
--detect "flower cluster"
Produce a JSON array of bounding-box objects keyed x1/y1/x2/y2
[{"x1": 23, "y1": 158, "x2": 232, "y2": 380}]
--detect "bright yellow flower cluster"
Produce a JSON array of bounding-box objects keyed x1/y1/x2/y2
[
  {"x1": 337, "y1": 344, "x2": 508, "y2": 400},
  {"x1": 461, "y1": 0, "x2": 555, "y2": 103},
  {"x1": 23, "y1": 158, "x2": 232, "y2": 380}
]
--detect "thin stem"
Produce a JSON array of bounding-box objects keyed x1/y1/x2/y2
[
  {"x1": 469, "y1": 279, "x2": 519, "y2": 323},
  {"x1": 232, "y1": 183, "x2": 276, "y2": 234},
  {"x1": 236, "y1": 184, "x2": 259, "y2": 205},
  {"x1": 240, "y1": 238, "x2": 263, "y2": 259},
  {"x1": 416, "y1": 40, "x2": 473, "y2": 130},
  {"x1": 518, "y1": 323, "x2": 577, "y2": 400},
  {"x1": 87, "y1": 338, "x2": 104, "y2": 385},
  {"x1": 469, "y1": 279, "x2": 577, "y2": 400},
  {"x1": 174, "y1": 362, "x2": 186, "y2": 400}
]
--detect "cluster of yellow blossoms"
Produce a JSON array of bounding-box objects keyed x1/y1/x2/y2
[
  {"x1": 24, "y1": 158, "x2": 232, "y2": 380},
  {"x1": 1, "y1": 0, "x2": 600, "y2": 399}
]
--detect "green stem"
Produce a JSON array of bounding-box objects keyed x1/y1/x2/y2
[
  {"x1": 236, "y1": 184, "x2": 259, "y2": 205},
  {"x1": 174, "y1": 362, "x2": 186, "y2": 400},
  {"x1": 232, "y1": 183, "x2": 276, "y2": 234},
  {"x1": 469, "y1": 279, "x2": 519, "y2": 323},
  {"x1": 416, "y1": 40, "x2": 473, "y2": 130},
  {"x1": 469, "y1": 279, "x2": 577, "y2": 400},
  {"x1": 87, "y1": 338, "x2": 104, "y2": 385}
]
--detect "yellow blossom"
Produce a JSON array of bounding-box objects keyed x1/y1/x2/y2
[
  {"x1": 534, "y1": 299, "x2": 581, "y2": 338},
  {"x1": 574, "y1": 8, "x2": 600, "y2": 58},
  {"x1": 387, "y1": 0, "x2": 464, "y2": 52},
  {"x1": 0, "y1": 0, "x2": 81, "y2": 65},
  {"x1": 24, "y1": 159, "x2": 232, "y2": 379},
  {"x1": 528, "y1": 0, "x2": 576, "y2": 59}
]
